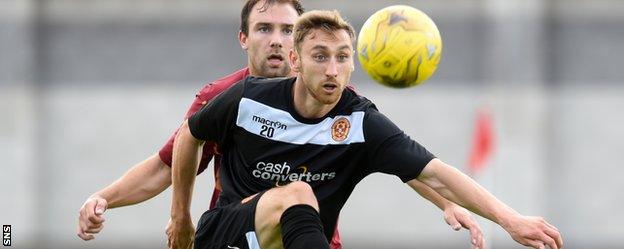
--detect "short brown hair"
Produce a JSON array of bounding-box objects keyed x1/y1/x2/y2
[
  {"x1": 293, "y1": 10, "x2": 356, "y2": 52},
  {"x1": 240, "y1": 0, "x2": 305, "y2": 35}
]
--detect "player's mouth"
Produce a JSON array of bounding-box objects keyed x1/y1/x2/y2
[
  {"x1": 267, "y1": 54, "x2": 284, "y2": 67},
  {"x1": 322, "y1": 82, "x2": 338, "y2": 94}
]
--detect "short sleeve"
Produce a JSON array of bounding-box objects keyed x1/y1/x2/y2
[
  {"x1": 364, "y1": 109, "x2": 436, "y2": 182},
  {"x1": 188, "y1": 80, "x2": 245, "y2": 145}
]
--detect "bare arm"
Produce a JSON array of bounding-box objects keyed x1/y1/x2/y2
[
  {"x1": 95, "y1": 154, "x2": 172, "y2": 208},
  {"x1": 417, "y1": 159, "x2": 517, "y2": 223},
  {"x1": 167, "y1": 120, "x2": 204, "y2": 249},
  {"x1": 417, "y1": 159, "x2": 563, "y2": 249},
  {"x1": 77, "y1": 154, "x2": 172, "y2": 240}
]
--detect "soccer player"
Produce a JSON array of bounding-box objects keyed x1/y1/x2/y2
[
  {"x1": 166, "y1": 9, "x2": 563, "y2": 249},
  {"x1": 77, "y1": 0, "x2": 484, "y2": 248}
]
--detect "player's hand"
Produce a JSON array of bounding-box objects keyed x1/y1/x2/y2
[
  {"x1": 502, "y1": 215, "x2": 563, "y2": 249},
  {"x1": 443, "y1": 205, "x2": 485, "y2": 249},
  {"x1": 166, "y1": 217, "x2": 195, "y2": 249},
  {"x1": 77, "y1": 195, "x2": 108, "y2": 240}
]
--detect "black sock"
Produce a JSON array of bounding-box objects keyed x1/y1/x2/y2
[{"x1": 280, "y1": 204, "x2": 330, "y2": 249}]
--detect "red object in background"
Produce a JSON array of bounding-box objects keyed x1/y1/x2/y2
[{"x1": 468, "y1": 107, "x2": 495, "y2": 174}]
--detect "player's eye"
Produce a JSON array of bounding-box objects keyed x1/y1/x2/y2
[
  {"x1": 337, "y1": 54, "x2": 350, "y2": 62},
  {"x1": 313, "y1": 54, "x2": 327, "y2": 62},
  {"x1": 258, "y1": 26, "x2": 270, "y2": 33},
  {"x1": 282, "y1": 27, "x2": 293, "y2": 35}
]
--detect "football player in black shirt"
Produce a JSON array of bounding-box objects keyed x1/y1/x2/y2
[{"x1": 167, "y1": 9, "x2": 563, "y2": 249}]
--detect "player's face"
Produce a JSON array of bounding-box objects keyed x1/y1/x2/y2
[
  {"x1": 239, "y1": 2, "x2": 298, "y2": 78},
  {"x1": 292, "y1": 29, "x2": 354, "y2": 105}
]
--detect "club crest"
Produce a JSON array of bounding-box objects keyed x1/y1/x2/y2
[{"x1": 331, "y1": 117, "x2": 351, "y2": 142}]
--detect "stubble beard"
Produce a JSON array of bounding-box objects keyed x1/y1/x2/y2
[
  {"x1": 310, "y1": 82, "x2": 341, "y2": 105},
  {"x1": 262, "y1": 63, "x2": 290, "y2": 77},
  {"x1": 299, "y1": 65, "x2": 341, "y2": 106}
]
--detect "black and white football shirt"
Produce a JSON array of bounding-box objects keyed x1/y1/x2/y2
[{"x1": 188, "y1": 76, "x2": 435, "y2": 240}]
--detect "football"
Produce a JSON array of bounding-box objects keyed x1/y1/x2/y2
[{"x1": 357, "y1": 5, "x2": 443, "y2": 88}]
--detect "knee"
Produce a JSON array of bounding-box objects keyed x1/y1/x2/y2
[
  {"x1": 284, "y1": 181, "x2": 314, "y2": 196},
  {"x1": 279, "y1": 181, "x2": 318, "y2": 210}
]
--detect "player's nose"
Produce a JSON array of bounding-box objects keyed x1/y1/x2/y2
[
  {"x1": 269, "y1": 32, "x2": 283, "y2": 48},
  {"x1": 325, "y1": 59, "x2": 339, "y2": 77}
]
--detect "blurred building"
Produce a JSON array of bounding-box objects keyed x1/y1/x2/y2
[{"x1": 1, "y1": 0, "x2": 623, "y2": 248}]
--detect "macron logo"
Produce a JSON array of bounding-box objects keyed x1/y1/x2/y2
[
  {"x1": 227, "y1": 246, "x2": 240, "y2": 249},
  {"x1": 252, "y1": 115, "x2": 287, "y2": 130}
]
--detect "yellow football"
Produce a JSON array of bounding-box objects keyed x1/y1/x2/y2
[{"x1": 357, "y1": 5, "x2": 443, "y2": 88}]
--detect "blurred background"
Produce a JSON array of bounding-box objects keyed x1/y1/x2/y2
[{"x1": 1, "y1": 0, "x2": 623, "y2": 248}]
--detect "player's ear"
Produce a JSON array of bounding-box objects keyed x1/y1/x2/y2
[
  {"x1": 239, "y1": 30, "x2": 248, "y2": 50},
  {"x1": 289, "y1": 49, "x2": 300, "y2": 73}
]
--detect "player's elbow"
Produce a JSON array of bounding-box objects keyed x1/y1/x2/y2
[
  {"x1": 418, "y1": 159, "x2": 470, "y2": 206},
  {"x1": 418, "y1": 158, "x2": 444, "y2": 185},
  {"x1": 418, "y1": 160, "x2": 455, "y2": 197}
]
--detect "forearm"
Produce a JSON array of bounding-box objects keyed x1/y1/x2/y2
[
  {"x1": 93, "y1": 154, "x2": 172, "y2": 208},
  {"x1": 170, "y1": 120, "x2": 203, "y2": 220},
  {"x1": 407, "y1": 179, "x2": 454, "y2": 210},
  {"x1": 418, "y1": 159, "x2": 519, "y2": 227}
]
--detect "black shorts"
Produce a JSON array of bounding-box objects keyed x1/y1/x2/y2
[{"x1": 194, "y1": 192, "x2": 264, "y2": 249}]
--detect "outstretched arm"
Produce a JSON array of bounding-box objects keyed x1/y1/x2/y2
[
  {"x1": 94, "y1": 154, "x2": 172, "y2": 207},
  {"x1": 407, "y1": 180, "x2": 484, "y2": 249},
  {"x1": 77, "y1": 154, "x2": 172, "y2": 241},
  {"x1": 167, "y1": 120, "x2": 204, "y2": 249},
  {"x1": 417, "y1": 159, "x2": 563, "y2": 249}
]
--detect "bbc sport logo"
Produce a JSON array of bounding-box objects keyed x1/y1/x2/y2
[{"x1": 2, "y1": 225, "x2": 10, "y2": 247}]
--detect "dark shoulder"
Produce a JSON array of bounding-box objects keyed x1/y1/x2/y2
[
  {"x1": 342, "y1": 87, "x2": 377, "y2": 113},
  {"x1": 245, "y1": 76, "x2": 293, "y2": 87},
  {"x1": 243, "y1": 76, "x2": 294, "y2": 97},
  {"x1": 362, "y1": 105, "x2": 403, "y2": 146}
]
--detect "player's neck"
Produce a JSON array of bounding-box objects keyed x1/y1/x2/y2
[{"x1": 292, "y1": 78, "x2": 339, "y2": 119}]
